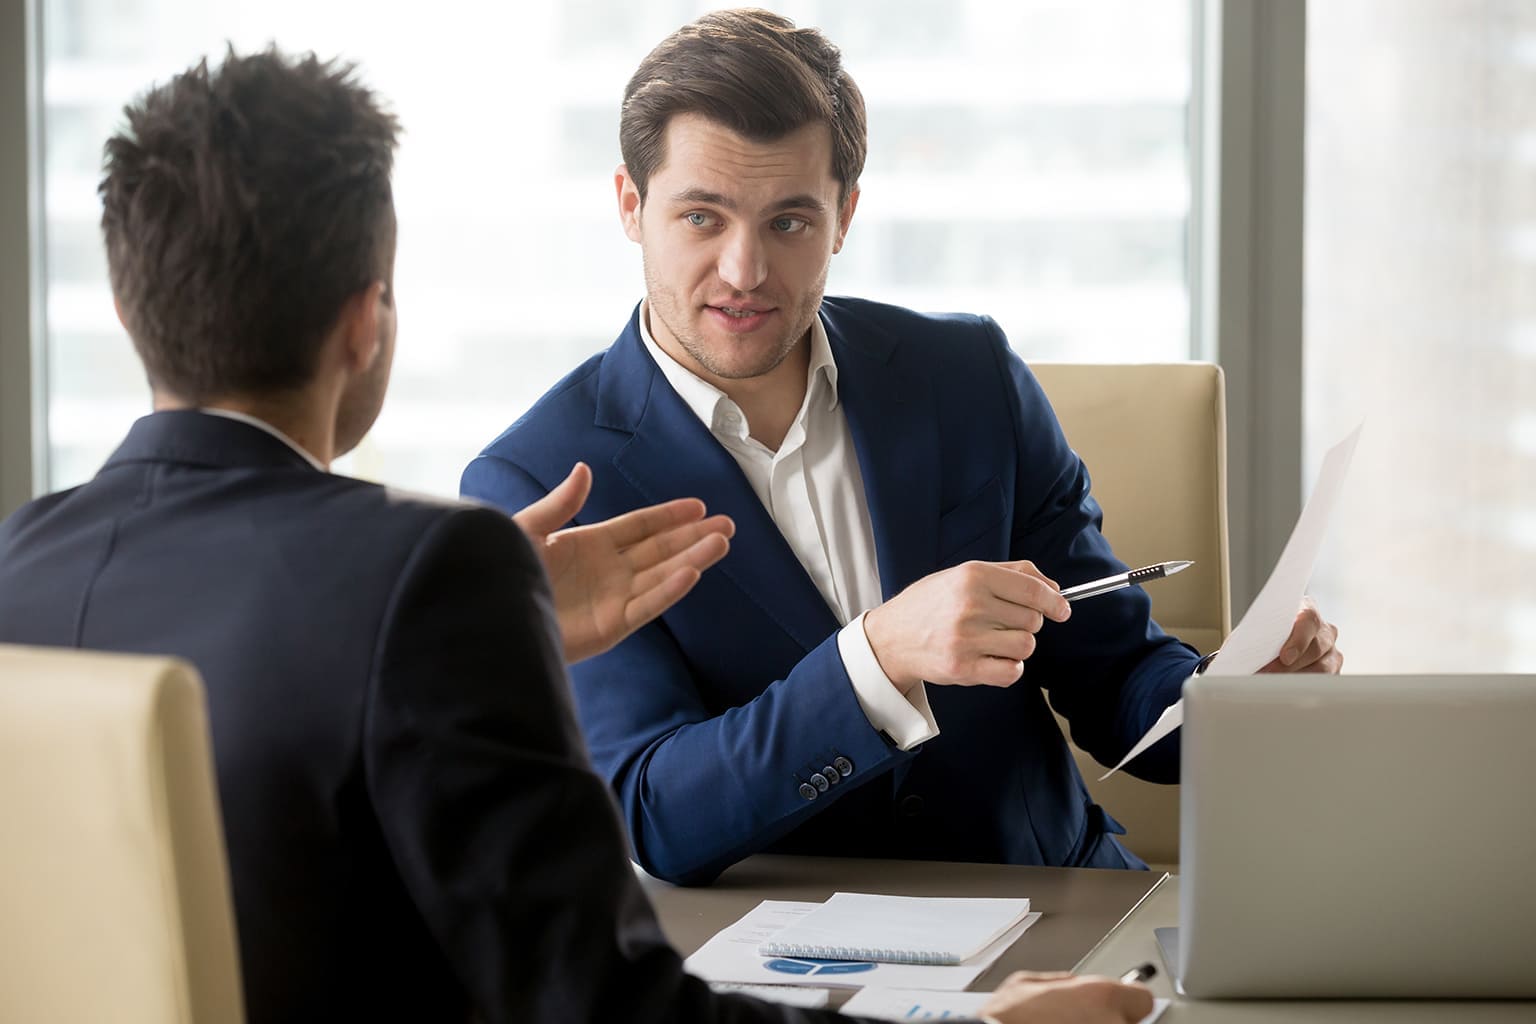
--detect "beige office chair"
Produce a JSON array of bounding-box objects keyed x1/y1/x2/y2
[
  {"x1": 0, "y1": 644, "x2": 245, "y2": 1023},
  {"x1": 1030, "y1": 363, "x2": 1231, "y2": 872}
]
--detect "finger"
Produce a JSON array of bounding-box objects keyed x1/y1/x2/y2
[
  {"x1": 971, "y1": 561, "x2": 1072, "y2": 623},
  {"x1": 977, "y1": 593, "x2": 1046, "y2": 635},
  {"x1": 619, "y1": 513, "x2": 735, "y2": 572},
  {"x1": 623, "y1": 566, "x2": 704, "y2": 633},
  {"x1": 1000, "y1": 970, "x2": 1076, "y2": 985},
  {"x1": 959, "y1": 654, "x2": 1027, "y2": 688},
  {"x1": 511, "y1": 463, "x2": 592, "y2": 540},
  {"x1": 1106, "y1": 981, "x2": 1156, "y2": 1021},
  {"x1": 999, "y1": 559, "x2": 1060, "y2": 591},
  {"x1": 1294, "y1": 637, "x2": 1343, "y2": 674},
  {"x1": 598, "y1": 496, "x2": 712, "y2": 551},
  {"x1": 629, "y1": 532, "x2": 732, "y2": 596},
  {"x1": 970, "y1": 622, "x2": 1041, "y2": 665},
  {"x1": 1279, "y1": 601, "x2": 1325, "y2": 666},
  {"x1": 1278, "y1": 620, "x2": 1338, "y2": 672}
]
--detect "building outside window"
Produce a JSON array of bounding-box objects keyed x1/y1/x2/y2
[
  {"x1": 39, "y1": 0, "x2": 1198, "y2": 497},
  {"x1": 1304, "y1": 0, "x2": 1536, "y2": 672}
]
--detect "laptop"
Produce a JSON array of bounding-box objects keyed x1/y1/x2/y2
[{"x1": 1164, "y1": 672, "x2": 1536, "y2": 999}]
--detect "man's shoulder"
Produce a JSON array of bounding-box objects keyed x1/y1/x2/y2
[
  {"x1": 235, "y1": 474, "x2": 540, "y2": 606},
  {"x1": 821, "y1": 295, "x2": 1002, "y2": 340},
  {"x1": 820, "y1": 295, "x2": 1018, "y2": 391},
  {"x1": 316, "y1": 474, "x2": 522, "y2": 548},
  {"x1": 469, "y1": 343, "x2": 629, "y2": 484}
]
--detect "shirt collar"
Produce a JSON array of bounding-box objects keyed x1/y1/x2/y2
[
  {"x1": 636, "y1": 299, "x2": 841, "y2": 441},
  {"x1": 197, "y1": 408, "x2": 329, "y2": 472}
]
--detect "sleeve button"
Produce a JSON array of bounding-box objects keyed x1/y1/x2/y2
[
  {"x1": 821, "y1": 765, "x2": 840, "y2": 786},
  {"x1": 810, "y1": 772, "x2": 830, "y2": 792},
  {"x1": 833, "y1": 756, "x2": 853, "y2": 777},
  {"x1": 798, "y1": 782, "x2": 818, "y2": 801}
]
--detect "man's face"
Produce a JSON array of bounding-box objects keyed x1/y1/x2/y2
[{"x1": 618, "y1": 114, "x2": 857, "y2": 387}]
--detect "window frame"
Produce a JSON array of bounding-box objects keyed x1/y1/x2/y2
[{"x1": 0, "y1": 0, "x2": 47, "y2": 520}]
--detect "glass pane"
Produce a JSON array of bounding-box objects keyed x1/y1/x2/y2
[
  {"x1": 1305, "y1": 1, "x2": 1536, "y2": 671},
  {"x1": 42, "y1": 0, "x2": 1194, "y2": 499}
]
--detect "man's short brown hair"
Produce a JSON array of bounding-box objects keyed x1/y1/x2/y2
[
  {"x1": 100, "y1": 48, "x2": 400, "y2": 401},
  {"x1": 619, "y1": 8, "x2": 867, "y2": 206}
]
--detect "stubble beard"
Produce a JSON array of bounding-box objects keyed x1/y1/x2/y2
[{"x1": 642, "y1": 249, "x2": 827, "y2": 382}]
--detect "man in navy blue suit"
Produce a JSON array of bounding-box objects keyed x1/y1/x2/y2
[
  {"x1": 0, "y1": 45, "x2": 1163, "y2": 1024},
  {"x1": 464, "y1": 9, "x2": 1343, "y2": 887}
]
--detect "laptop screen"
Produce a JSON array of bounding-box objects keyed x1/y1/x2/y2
[{"x1": 1176, "y1": 673, "x2": 1536, "y2": 999}]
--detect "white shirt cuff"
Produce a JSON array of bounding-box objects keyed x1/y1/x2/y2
[{"x1": 837, "y1": 611, "x2": 939, "y2": 750}]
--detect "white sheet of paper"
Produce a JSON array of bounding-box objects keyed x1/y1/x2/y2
[
  {"x1": 1098, "y1": 701, "x2": 1183, "y2": 781},
  {"x1": 707, "y1": 982, "x2": 831, "y2": 1007},
  {"x1": 683, "y1": 900, "x2": 1040, "y2": 991},
  {"x1": 1203, "y1": 422, "x2": 1362, "y2": 675},
  {"x1": 1098, "y1": 423, "x2": 1363, "y2": 780},
  {"x1": 839, "y1": 987, "x2": 1170, "y2": 1022}
]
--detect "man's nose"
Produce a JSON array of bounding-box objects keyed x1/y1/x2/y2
[{"x1": 717, "y1": 228, "x2": 768, "y2": 293}]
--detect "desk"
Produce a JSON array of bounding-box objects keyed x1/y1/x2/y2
[
  {"x1": 1076, "y1": 875, "x2": 1536, "y2": 1022},
  {"x1": 639, "y1": 854, "x2": 1164, "y2": 985},
  {"x1": 644, "y1": 857, "x2": 1536, "y2": 1021}
]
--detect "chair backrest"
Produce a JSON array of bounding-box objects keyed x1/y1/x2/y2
[
  {"x1": 0, "y1": 644, "x2": 245, "y2": 1023},
  {"x1": 1029, "y1": 362, "x2": 1231, "y2": 870}
]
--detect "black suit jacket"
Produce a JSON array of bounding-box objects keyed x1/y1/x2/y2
[{"x1": 0, "y1": 411, "x2": 862, "y2": 1024}]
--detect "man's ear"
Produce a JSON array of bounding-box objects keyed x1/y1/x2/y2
[
  {"x1": 616, "y1": 164, "x2": 644, "y2": 243},
  {"x1": 832, "y1": 186, "x2": 861, "y2": 255},
  {"x1": 339, "y1": 281, "x2": 389, "y2": 372}
]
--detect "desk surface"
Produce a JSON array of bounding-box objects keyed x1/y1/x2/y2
[
  {"x1": 639, "y1": 854, "x2": 1164, "y2": 986},
  {"x1": 644, "y1": 857, "x2": 1536, "y2": 1021}
]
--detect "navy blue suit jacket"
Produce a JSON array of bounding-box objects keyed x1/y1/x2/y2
[
  {"x1": 0, "y1": 411, "x2": 857, "y2": 1024},
  {"x1": 464, "y1": 297, "x2": 1198, "y2": 885}
]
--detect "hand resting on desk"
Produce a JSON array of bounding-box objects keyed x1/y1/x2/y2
[{"x1": 979, "y1": 970, "x2": 1154, "y2": 1024}]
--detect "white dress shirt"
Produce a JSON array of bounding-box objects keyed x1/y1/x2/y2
[{"x1": 638, "y1": 303, "x2": 938, "y2": 748}]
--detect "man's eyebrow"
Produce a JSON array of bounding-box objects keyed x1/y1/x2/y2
[
  {"x1": 667, "y1": 188, "x2": 828, "y2": 215},
  {"x1": 768, "y1": 194, "x2": 828, "y2": 215},
  {"x1": 670, "y1": 188, "x2": 737, "y2": 210}
]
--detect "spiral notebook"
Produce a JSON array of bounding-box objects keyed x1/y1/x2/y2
[{"x1": 757, "y1": 892, "x2": 1032, "y2": 966}]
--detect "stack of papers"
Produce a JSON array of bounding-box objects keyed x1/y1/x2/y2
[
  {"x1": 760, "y1": 892, "x2": 1032, "y2": 965},
  {"x1": 707, "y1": 982, "x2": 830, "y2": 1008},
  {"x1": 684, "y1": 896, "x2": 1041, "y2": 991},
  {"x1": 841, "y1": 988, "x2": 1171, "y2": 1023}
]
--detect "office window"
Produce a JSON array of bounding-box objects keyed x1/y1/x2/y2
[
  {"x1": 41, "y1": 0, "x2": 1197, "y2": 498},
  {"x1": 1305, "y1": 1, "x2": 1536, "y2": 671}
]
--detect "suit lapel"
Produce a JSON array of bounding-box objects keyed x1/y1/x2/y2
[
  {"x1": 598, "y1": 320, "x2": 841, "y2": 653},
  {"x1": 824, "y1": 307, "x2": 941, "y2": 600},
  {"x1": 825, "y1": 304, "x2": 939, "y2": 796}
]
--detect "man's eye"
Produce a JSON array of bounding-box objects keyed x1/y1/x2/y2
[
  {"x1": 773, "y1": 217, "x2": 807, "y2": 233},
  {"x1": 686, "y1": 212, "x2": 712, "y2": 227}
]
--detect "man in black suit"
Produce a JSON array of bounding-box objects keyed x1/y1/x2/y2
[{"x1": 0, "y1": 47, "x2": 1151, "y2": 1024}]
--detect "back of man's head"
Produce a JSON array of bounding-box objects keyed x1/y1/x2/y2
[
  {"x1": 620, "y1": 7, "x2": 867, "y2": 206},
  {"x1": 100, "y1": 48, "x2": 400, "y2": 403}
]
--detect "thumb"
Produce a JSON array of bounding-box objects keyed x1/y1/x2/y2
[{"x1": 512, "y1": 463, "x2": 592, "y2": 541}]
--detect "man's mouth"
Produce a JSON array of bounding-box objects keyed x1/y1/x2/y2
[{"x1": 711, "y1": 303, "x2": 773, "y2": 318}]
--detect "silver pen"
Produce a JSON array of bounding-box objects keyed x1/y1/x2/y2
[{"x1": 1059, "y1": 560, "x2": 1193, "y2": 602}]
